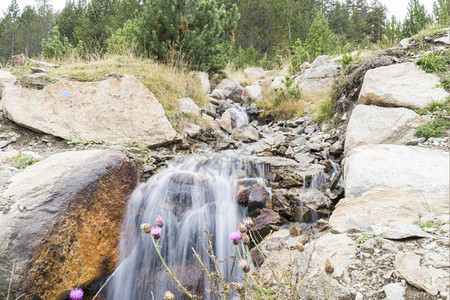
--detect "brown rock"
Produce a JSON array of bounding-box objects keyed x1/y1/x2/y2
[
  {"x1": 248, "y1": 184, "x2": 270, "y2": 212},
  {"x1": 254, "y1": 208, "x2": 285, "y2": 239},
  {"x1": 0, "y1": 150, "x2": 137, "y2": 299},
  {"x1": 330, "y1": 140, "x2": 344, "y2": 156},
  {"x1": 3, "y1": 75, "x2": 177, "y2": 147}
]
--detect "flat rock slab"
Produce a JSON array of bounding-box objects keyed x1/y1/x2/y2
[
  {"x1": 344, "y1": 144, "x2": 449, "y2": 198},
  {"x1": 395, "y1": 252, "x2": 449, "y2": 295},
  {"x1": 0, "y1": 150, "x2": 137, "y2": 299},
  {"x1": 345, "y1": 104, "x2": 424, "y2": 152},
  {"x1": 358, "y1": 62, "x2": 449, "y2": 109},
  {"x1": 2, "y1": 75, "x2": 177, "y2": 147},
  {"x1": 330, "y1": 189, "x2": 448, "y2": 237}
]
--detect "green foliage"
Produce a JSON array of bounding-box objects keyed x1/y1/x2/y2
[
  {"x1": 403, "y1": 0, "x2": 432, "y2": 37},
  {"x1": 415, "y1": 100, "x2": 446, "y2": 115},
  {"x1": 316, "y1": 95, "x2": 335, "y2": 123},
  {"x1": 356, "y1": 233, "x2": 373, "y2": 244},
  {"x1": 341, "y1": 42, "x2": 353, "y2": 69},
  {"x1": 130, "y1": 0, "x2": 239, "y2": 73},
  {"x1": 433, "y1": 0, "x2": 449, "y2": 25},
  {"x1": 66, "y1": 137, "x2": 88, "y2": 147},
  {"x1": 107, "y1": 19, "x2": 139, "y2": 55},
  {"x1": 11, "y1": 154, "x2": 38, "y2": 169},
  {"x1": 383, "y1": 15, "x2": 403, "y2": 45},
  {"x1": 305, "y1": 10, "x2": 336, "y2": 60},
  {"x1": 274, "y1": 76, "x2": 301, "y2": 105},
  {"x1": 439, "y1": 76, "x2": 450, "y2": 89},
  {"x1": 230, "y1": 45, "x2": 281, "y2": 70},
  {"x1": 415, "y1": 52, "x2": 448, "y2": 73},
  {"x1": 416, "y1": 117, "x2": 449, "y2": 139},
  {"x1": 290, "y1": 39, "x2": 310, "y2": 73},
  {"x1": 42, "y1": 26, "x2": 83, "y2": 60},
  {"x1": 417, "y1": 220, "x2": 436, "y2": 228},
  {"x1": 0, "y1": 131, "x2": 20, "y2": 142}
]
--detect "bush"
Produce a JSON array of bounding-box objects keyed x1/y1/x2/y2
[
  {"x1": 341, "y1": 43, "x2": 353, "y2": 70},
  {"x1": 231, "y1": 46, "x2": 282, "y2": 70},
  {"x1": 290, "y1": 39, "x2": 310, "y2": 73},
  {"x1": 42, "y1": 26, "x2": 83, "y2": 60}
]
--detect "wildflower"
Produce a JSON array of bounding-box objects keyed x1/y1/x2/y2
[
  {"x1": 156, "y1": 215, "x2": 164, "y2": 228},
  {"x1": 229, "y1": 230, "x2": 243, "y2": 245},
  {"x1": 139, "y1": 223, "x2": 151, "y2": 234},
  {"x1": 238, "y1": 259, "x2": 250, "y2": 273},
  {"x1": 243, "y1": 217, "x2": 253, "y2": 230},
  {"x1": 242, "y1": 233, "x2": 250, "y2": 245},
  {"x1": 163, "y1": 291, "x2": 175, "y2": 300},
  {"x1": 151, "y1": 226, "x2": 162, "y2": 239},
  {"x1": 69, "y1": 287, "x2": 84, "y2": 300},
  {"x1": 325, "y1": 259, "x2": 334, "y2": 274},
  {"x1": 238, "y1": 223, "x2": 247, "y2": 233}
]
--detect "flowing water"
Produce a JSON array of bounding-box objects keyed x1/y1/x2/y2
[
  {"x1": 227, "y1": 104, "x2": 249, "y2": 128},
  {"x1": 106, "y1": 151, "x2": 265, "y2": 299}
]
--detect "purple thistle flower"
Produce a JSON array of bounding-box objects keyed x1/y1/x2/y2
[
  {"x1": 156, "y1": 215, "x2": 164, "y2": 227},
  {"x1": 229, "y1": 230, "x2": 243, "y2": 245},
  {"x1": 69, "y1": 287, "x2": 84, "y2": 300},
  {"x1": 151, "y1": 226, "x2": 162, "y2": 239}
]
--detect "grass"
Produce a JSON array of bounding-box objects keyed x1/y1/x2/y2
[
  {"x1": 315, "y1": 94, "x2": 334, "y2": 123},
  {"x1": 9, "y1": 55, "x2": 208, "y2": 119},
  {"x1": 415, "y1": 51, "x2": 448, "y2": 73},
  {"x1": 415, "y1": 98, "x2": 450, "y2": 140}
]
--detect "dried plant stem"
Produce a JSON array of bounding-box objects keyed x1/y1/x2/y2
[
  {"x1": 92, "y1": 263, "x2": 123, "y2": 300},
  {"x1": 192, "y1": 248, "x2": 222, "y2": 299}
]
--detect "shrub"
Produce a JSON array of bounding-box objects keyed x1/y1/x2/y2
[
  {"x1": 341, "y1": 43, "x2": 353, "y2": 70},
  {"x1": 42, "y1": 26, "x2": 83, "y2": 60},
  {"x1": 290, "y1": 39, "x2": 310, "y2": 73}
]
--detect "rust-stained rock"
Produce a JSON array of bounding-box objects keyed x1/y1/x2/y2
[{"x1": 0, "y1": 150, "x2": 137, "y2": 299}]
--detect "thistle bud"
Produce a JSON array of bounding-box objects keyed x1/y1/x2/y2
[
  {"x1": 296, "y1": 244, "x2": 304, "y2": 252},
  {"x1": 238, "y1": 223, "x2": 247, "y2": 233},
  {"x1": 151, "y1": 226, "x2": 161, "y2": 240},
  {"x1": 139, "y1": 223, "x2": 151, "y2": 234},
  {"x1": 163, "y1": 291, "x2": 175, "y2": 300},
  {"x1": 238, "y1": 259, "x2": 251, "y2": 273},
  {"x1": 243, "y1": 217, "x2": 254, "y2": 230},
  {"x1": 325, "y1": 259, "x2": 334, "y2": 274},
  {"x1": 242, "y1": 233, "x2": 250, "y2": 245},
  {"x1": 156, "y1": 215, "x2": 164, "y2": 228}
]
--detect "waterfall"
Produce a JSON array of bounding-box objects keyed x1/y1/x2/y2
[
  {"x1": 106, "y1": 151, "x2": 263, "y2": 299},
  {"x1": 227, "y1": 104, "x2": 249, "y2": 128}
]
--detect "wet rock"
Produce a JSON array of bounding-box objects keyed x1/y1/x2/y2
[
  {"x1": 246, "y1": 103, "x2": 259, "y2": 115},
  {"x1": 295, "y1": 189, "x2": 332, "y2": 214},
  {"x1": 271, "y1": 190, "x2": 293, "y2": 218},
  {"x1": 345, "y1": 104, "x2": 424, "y2": 152},
  {"x1": 395, "y1": 252, "x2": 449, "y2": 296},
  {"x1": 0, "y1": 150, "x2": 137, "y2": 299},
  {"x1": 254, "y1": 208, "x2": 284, "y2": 237},
  {"x1": 3, "y1": 76, "x2": 177, "y2": 147},
  {"x1": 344, "y1": 145, "x2": 449, "y2": 198},
  {"x1": 177, "y1": 97, "x2": 201, "y2": 116},
  {"x1": 358, "y1": 62, "x2": 449, "y2": 109},
  {"x1": 231, "y1": 125, "x2": 259, "y2": 142},
  {"x1": 248, "y1": 183, "x2": 270, "y2": 212}
]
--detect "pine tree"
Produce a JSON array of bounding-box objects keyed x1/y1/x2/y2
[
  {"x1": 136, "y1": 0, "x2": 239, "y2": 72},
  {"x1": 328, "y1": 1, "x2": 350, "y2": 35},
  {"x1": 365, "y1": 0, "x2": 386, "y2": 42},
  {"x1": 402, "y1": 0, "x2": 431, "y2": 37},
  {"x1": 1, "y1": 0, "x2": 20, "y2": 57},
  {"x1": 16, "y1": 6, "x2": 42, "y2": 57},
  {"x1": 384, "y1": 16, "x2": 403, "y2": 44},
  {"x1": 305, "y1": 10, "x2": 336, "y2": 60},
  {"x1": 346, "y1": 7, "x2": 365, "y2": 43},
  {"x1": 433, "y1": 0, "x2": 449, "y2": 25},
  {"x1": 55, "y1": 0, "x2": 84, "y2": 44}
]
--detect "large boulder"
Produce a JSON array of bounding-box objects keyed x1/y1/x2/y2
[
  {"x1": 345, "y1": 104, "x2": 424, "y2": 152},
  {"x1": 358, "y1": 62, "x2": 449, "y2": 109},
  {"x1": 231, "y1": 124, "x2": 259, "y2": 142},
  {"x1": 344, "y1": 145, "x2": 449, "y2": 198},
  {"x1": 2, "y1": 75, "x2": 177, "y2": 147},
  {"x1": 293, "y1": 65, "x2": 340, "y2": 97},
  {"x1": 0, "y1": 70, "x2": 16, "y2": 99},
  {"x1": 330, "y1": 190, "x2": 449, "y2": 237},
  {"x1": 0, "y1": 150, "x2": 137, "y2": 299},
  {"x1": 215, "y1": 79, "x2": 243, "y2": 101}
]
